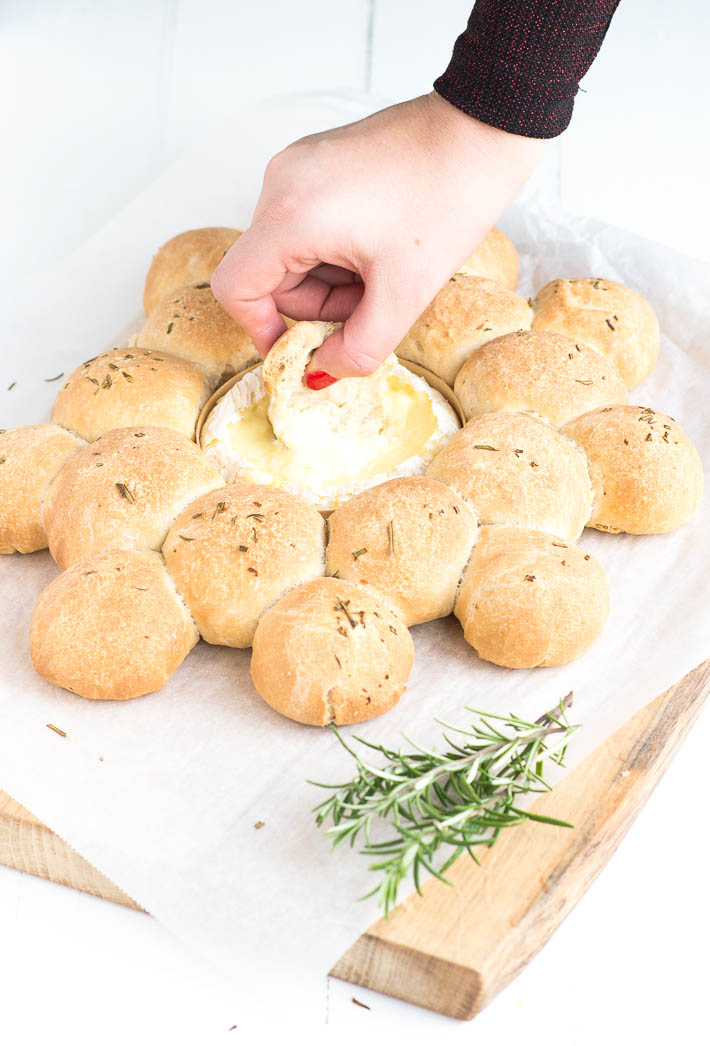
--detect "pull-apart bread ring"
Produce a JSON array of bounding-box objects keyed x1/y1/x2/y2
[
  {"x1": 42, "y1": 426, "x2": 224, "y2": 568},
  {"x1": 426, "y1": 412, "x2": 593, "y2": 542},
  {"x1": 163, "y1": 484, "x2": 326, "y2": 647},
  {"x1": 455, "y1": 525, "x2": 610, "y2": 668},
  {"x1": 456, "y1": 226, "x2": 519, "y2": 290},
  {"x1": 395, "y1": 275, "x2": 533, "y2": 387},
  {"x1": 0, "y1": 424, "x2": 84, "y2": 554},
  {"x1": 531, "y1": 278, "x2": 659, "y2": 389},
  {"x1": 326, "y1": 476, "x2": 478, "y2": 626},
  {"x1": 251, "y1": 577, "x2": 414, "y2": 726},
  {"x1": 562, "y1": 405, "x2": 703, "y2": 534},
  {"x1": 30, "y1": 549, "x2": 199, "y2": 701},
  {"x1": 143, "y1": 226, "x2": 241, "y2": 315},
  {"x1": 454, "y1": 330, "x2": 628, "y2": 426},
  {"x1": 51, "y1": 347, "x2": 212, "y2": 442}
]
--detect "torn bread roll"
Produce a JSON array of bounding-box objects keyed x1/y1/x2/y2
[
  {"x1": 326, "y1": 476, "x2": 478, "y2": 626},
  {"x1": 51, "y1": 347, "x2": 212, "y2": 442},
  {"x1": 426, "y1": 412, "x2": 593, "y2": 542},
  {"x1": 455, "y1": 525, "x2": 610, "y2": 668},
  {"x1": 30, "y1": 548, "x2": 199, "y2": 700},
  {"x1": 456, "y1": 226, "x2": 519, "y2": 289},
  {"x1": 143, "y1": 226, "x2": 241, "y2": 315},
  {"x1": 251, "y1": 577, "x2": 414, "y2": 726},
  {"x1": 396, "y1": 275, "x2": 533, "y2": 387},
  {"x1": 42, "y1": 426, "x2": 224, "y2": 568},
  {"x1": 163, "y1": 484, "x2": 326, "y2": 647},
  {"x1": 454, "y1": 330, "x2": 628, "y2": 426},
  {"x1": 561, "y1": 405, "x2": 703, "y2": 534},
  {"x1": 0, "y1": 424, "x2": 84, "y2": 554},
  {"x1": 531, "y1": 277, "x2": 659, "y2": 389}
]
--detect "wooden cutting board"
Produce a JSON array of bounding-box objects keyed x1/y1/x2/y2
[{"x1": 2, "y1": 658, "x2": 709, "y2": 1020}]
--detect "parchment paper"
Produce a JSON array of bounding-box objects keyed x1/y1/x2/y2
[{"x1": 1, "y1": 94, "x2": 709, "y2": 1021}]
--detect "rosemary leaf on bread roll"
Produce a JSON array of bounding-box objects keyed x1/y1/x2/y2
[
  {"x1": 456, "y1": 226, "x2": 519, "y2": 289},
  {"x1": 454, "y1": 330, "x2": 628, "y2": 426},
  {"x1": 30, "y1": 549, "x2": 199, "y2": 700},
  {"x1": 251, "y1": 577, "x2": 414, "y2": 726},
  {"x1": 396, "y1": 275, "x2": 533, "y2": 387},
  {"x1": 163, "y1": 484, "x2": 326, "y2": 647},
  {"x1": 0, "y1": 424, "x2": 84, "y2": 554},
  {"x1": 426, "y1": 412, "x2": 593, "y2": 542},
  {"x1": 51, "y1": 348, "x2": 212, "y2": 442},
  {"x1": 561, "y1": 405, "x2": 703, "y2": 534},
  {"x1": 531, "y1": 277, "x2": 659, "y2": 389},
  {"x1": 143, "y1": 226, "x2": 241, "y2": 315},
  {"x1": 326, "y1": 476, "x2": 478, "y2": 626},
  {"x1": 42, "y1": 426, "x2": 224, "y2": 568},
  {"x1": 455, "y1": 525, "x2": 610, "y2": 668}
]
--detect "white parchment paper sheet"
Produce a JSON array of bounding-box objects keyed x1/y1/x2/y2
[{"x1": 1, "y1": 94, "x2": 709, "y2": 1020}]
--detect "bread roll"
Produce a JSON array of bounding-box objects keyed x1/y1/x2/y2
[
  {"x1": 326, "y1": 476, "x2": 478, "y2": 625},
  {"x1": 456, "y1": 227, "x2": 519, "y2": 290},
  {"x1": 51, "y1": 347, "x2": 212, "y2": 442},
  {"x1": 0, "y1": 424, "x2": 84, "y2": 554},
  {"x1": 396, "y1": 276, "x2": 533, "y2": 387},
  {"x1": 163, "y1": 484, "x2": 326, "y2": 647},
  {"x1": 531, "y1": 278, "x2": 659, "y2": 389},
  {"x1": 30, "y1": 548, "x2": 199, "y2": 700},
  {"x1": 251, "y1": 577, "x2": 414, "y2": 726},
  {"x1": 143, "y1": 226, "x2": 241, "y2": 315},
  {"x1": 455, "y1": 525, "x2": 609, "y2": 667},
  {"x1": 136, "y1": 283, "x2": 259, "y2": 387},
  {"x1": 42, "y1": 426, "x2": 224, "y2": 568},
  {"x1": 561, "y1": 405, "x2": 703, "y2": 534},
  {"x1": 426, "y1": 412, "x2": 592, "y2": 542},
  {"x1": 454, "y1": 330, "x2": 628, "y2": 426}
]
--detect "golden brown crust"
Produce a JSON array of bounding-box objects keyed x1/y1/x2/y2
[
  {"x1": 143, "y1": 227, "x2": 241, "y2": 315},
  {"x1": 163, "y1": 484, "x2": 326, "y2": 647},
  {"x1": 51, "y1": 347, "x2": 212, "y2": 442},
  {"x1": 561, "y1": 405, "x2": 703, "y2": 534},
  {"x1": 396, "y1": 276, "x2": 533, "y2": 387},
  {"x1": 456, "y1": 227, "x2": 519, "y2": 289},
  {"x1": 0, "y1": 424, "x2": 84, "y2": 554},
  {"x1": 326, "y1": 476, "x2": 478, "y2": 625},
  {"x1": 531, "y1": 278, "x2": 659, "y2": 389},
  {"x1": 30, "y1": 548, "x2": 199, "y2": 700},
  {"x1": 426, "y1": 412, "x2": 592, "y2": 542},
  {"x1": 454, "y1": 330, "x2": 628, "y2": 426},
  {"x1": 455, "y1": 525, "x2": 610, "y2": 668},
  {"x1": 42, "y1": 426, "x2": 224, "y2": 568},
  {"x1": 136, "y1": 283, "x2": 259, "y2": 386},
  {"x1": 250, "y1": 577, "x2": 414, "y2": 726}
]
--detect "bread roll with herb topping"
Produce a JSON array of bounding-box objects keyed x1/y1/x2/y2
[
  {"x1": 0, "y1": 424, "x2": 84, "y2": 554},
  {"x1": 163, "y1": 484, "x2": 326, "y2": 647},
  {"x1": 326, "y1": 476, "x2": 478, "y2": 625},
  {"x1": 426, "y1": 412, "x2": 592, "y2": 542},
  {"x1": 454, "y1": 330, "x2": 628, "y2": 426},
  {"x1": 42, "y1": 426, "x2": 224, "y2": 568},
  {"x1": 531, "y1": 277, "x2": 659, "y2": 389},
  {"x1": 51, "y1": 347, "x2": 212, "y2": 442},
  {"x1": 136, "y1": 283, "x2": 259, "y2": 387},
  {"x1": 561, "y1": 405, "x2": 703, "y2": 534},
  {"x1": 30, "y1": 548, "x2": 199, "y2": 700},
  {"x1": 396, "y1": 276, "x2": 533, "y2": 387},
  {"x1": 143, "y1": 226, "x2": 241, "y2": 315},
  {"x1": 251, "y1": 577, "x2": 414, "y2": 726},
  {"x1": 456, "y1": 227, "x2": 519, "y2": 289},
  {"x1": 455, "y1": 525, "x2": 609, "y2": 668}
]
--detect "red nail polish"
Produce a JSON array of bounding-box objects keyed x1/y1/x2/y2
[{"x1": 305, "y1": 370, "x2": 337, "y2": 391}]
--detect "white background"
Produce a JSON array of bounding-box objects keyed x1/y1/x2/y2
[{"x1": 1, "y1": 0, "x2": 709, "y2": 1041}]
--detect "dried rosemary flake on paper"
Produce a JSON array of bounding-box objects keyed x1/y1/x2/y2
[
  {"x1": 46, "y1": 723, "x2": 67, "y2": 737},
  {"x1": 44, "y1": 372, "x2": 64, "y2": 382}
]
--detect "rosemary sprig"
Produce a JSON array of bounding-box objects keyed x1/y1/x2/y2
[{"x1": 310, "y1": 694, "x2": 578, "y2": 916}]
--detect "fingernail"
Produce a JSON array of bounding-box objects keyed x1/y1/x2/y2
[{"x1": 305, "y1": 370, "x2": 338, "y2": 391}]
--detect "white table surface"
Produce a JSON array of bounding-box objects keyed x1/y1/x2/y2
[{"x1": 2, "y1": 0, "x2": 709, "y2": 1040}]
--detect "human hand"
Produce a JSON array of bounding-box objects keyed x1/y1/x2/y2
[{"x1": 211, "y1": 92, "x2": 544, "y2": 386}]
